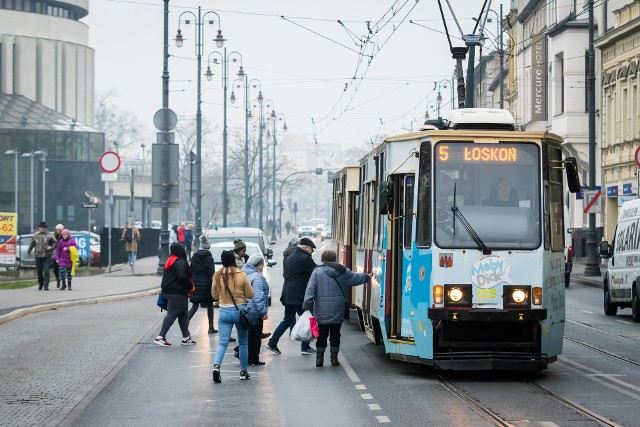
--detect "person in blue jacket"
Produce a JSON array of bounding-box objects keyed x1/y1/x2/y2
[
  {"x1": 303, "y1": 249, "x2": 370, "y2": 367},
  {"x1": 236, "y1": 253, "x2": 270, "y2": 365},
  {"x1": 183, "y1": 224, "x2": 194, "y2": 261}
]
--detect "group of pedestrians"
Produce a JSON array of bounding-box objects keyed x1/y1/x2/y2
[
  {"x1": 153, "y1": 233, "x2": 370, "y2": 383},
  {"x1": 154, "y1": 236, "x2": 269, "y2": 383},
  {"x1": 28, "y1": 222, "x2": 78, "y2": 291},
  {"x1": 266, "y1": 237, "x2": 371, "y2": 367}
]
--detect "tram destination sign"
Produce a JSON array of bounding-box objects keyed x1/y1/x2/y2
[{"x1": 437, "y1": 145, "x2": 518, "y2": 162}]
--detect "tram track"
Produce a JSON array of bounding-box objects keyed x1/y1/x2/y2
[
  {"x1": 564, "y1": 335, "x2": 640, "y2": 368},
  {"x1": 520, "y1": 379, "x2": 622, "y2": 427},
  {"x1": 434, "y1": 369, "x2": 622, "y2": 426},
  {"x1": 433, "y1": 372, "x2": 511, "y2": 427}
]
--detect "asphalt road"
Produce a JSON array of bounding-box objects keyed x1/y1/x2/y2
[{"x1": 2, "y1": 238, "x2": 640, "y2": 426}]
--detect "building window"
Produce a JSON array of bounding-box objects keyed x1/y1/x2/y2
[
  {"x1": 623, "y1": 87, "x2": 629, "y2": 141},
  {"x1": 633, "y1": 84, "x2": 638, "y2": 138},
  {"x1": 56, "y1": 205, "x2": 63, "y2": 221},
  {"x1": 67, "y1": 205, "x2": 74, "y2": 221},
  {"x1": 554, "y1": 53, "x2": 564, "y2": 115}
]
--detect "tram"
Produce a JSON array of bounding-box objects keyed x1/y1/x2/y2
[{"x1": 332, "y1": 108, "x2": 580, "y2": 370}]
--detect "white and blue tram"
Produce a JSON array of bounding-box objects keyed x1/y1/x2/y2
[{"x1": 338, "y1": 109, "x2": 580, "y2": 370}]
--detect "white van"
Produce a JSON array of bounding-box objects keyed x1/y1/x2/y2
[{"x1": 599, "y1": 198, "x2": 640, "y2": 321}]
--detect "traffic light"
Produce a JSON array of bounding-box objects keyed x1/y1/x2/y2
[
  {"x1": 327, "y1": 170, "x2": 334, "y2": 183},
  {"x1": 293, "y1": 202, "x2": 298, "y2": 213},
  {"x1": 315, "y1": 168, "x2": 323, "y2": 175}
]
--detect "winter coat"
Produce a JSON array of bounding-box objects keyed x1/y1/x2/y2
[
  {"x1": 189, "y1": 249, "x2": 215, "y2": 303},
  {"x1": 212, "y1": 267, "x2": 254, "y2": 305},
  {"x1": 177, "y1": 226, "x2": 185, "y2": 243},
  {"x1": 303, "y1": 262, "x2": 369, "y2": 325},
  {"x1": 282, "y1": 244, "x2": 298, "y2": 277},
  {"x1": 243, "y1": 263, "x2": 269, "y2": 317},
  {"x1": 28, "y1": 231, "x2": 57, "y2": 258},
  {"x1": 281, "y1": 247, "x2": 317, "y2": 306},
  {"x1": 122, "y1": 226, "x2": 140, "y2": 252},
  {"x1": 169, "y1": 229, "x2": 178, "y2": 244},
  {"x1": 161, "y1": 255, "x2": 193, "y2": 297},
  {"x1": 55, "y1": 237, "x2": 78, "y2": 268},
  {"x1": 184, "y1": 229, "x2": 194, "y2": 246}
]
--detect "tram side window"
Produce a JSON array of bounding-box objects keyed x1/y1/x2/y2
[
  {"x1": 404, "y1": 175, "x2": 415, "y2": 249},
  {"x1": 548, "y1": 146, "x2": 564, "y2": 252},
  {"x1": 416, "y1": 141, "x2": 431, "y2": 247}
]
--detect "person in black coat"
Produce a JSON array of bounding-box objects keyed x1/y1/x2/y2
[
  {"x1": 188, "y1": 236, "x2": 217, "y2": 333},
  {"x1": 154, "y1": 243, "x2": 196, "y2": 346},
  {"x1": 266, "y1": 238, "x2": 318, "y2": 355}
]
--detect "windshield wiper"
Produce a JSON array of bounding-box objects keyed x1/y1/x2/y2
[{"x1": 451, "y1": 183, "x2": 488, "y2": 252}]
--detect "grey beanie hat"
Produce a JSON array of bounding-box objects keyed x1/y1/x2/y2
[
  {"x1": 199, "y1": 235, "x2": 211, "y2": 250},
  {"x1": 247, "y1": 253, "x2": 264, "y2": 267}
]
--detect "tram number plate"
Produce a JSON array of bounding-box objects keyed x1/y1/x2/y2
[{"x1": 476, "y1": 288, "x2": 497, "y2": 299}]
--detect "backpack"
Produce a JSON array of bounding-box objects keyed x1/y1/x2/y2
[{"x1": 125, "y1": 228, "x2": 133, "y2": 243}]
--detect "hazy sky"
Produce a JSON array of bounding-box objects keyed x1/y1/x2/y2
[{"x1": 86, "y1": 0, "x2": 503, "y2": 163}]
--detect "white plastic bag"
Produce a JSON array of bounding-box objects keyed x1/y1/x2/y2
[{"x1": 291, "y1": 310, "x2": 314, "y2": 342}]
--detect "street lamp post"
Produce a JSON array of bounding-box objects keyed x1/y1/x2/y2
[
  {"x1": 269, "y1": 110, "x2": 286, "y2": 242},
  {"x1": 175, "y1": 6, "x2": 224, "y2": 247},
  {"x1": 22, "y1": 152, "x2": 35, "y2": 231},
  {"x1": 231, "y1": 77, "x2": 260, "y2": 226},
  {"x1": 257, "y1": 91, "x2": 265, "y2": 229},
  {"x1": 435, "y1": 80, "x2": 449, "y2": 119},
  {"x1": 485, "y1": 7, "x2": 505, "y2": 109},
  {"x1": 205, "y1": 49, "x2": 243, "y2": 228},
  {"x1": 4, "y1": 149, "x2": 19, "y2": 228},
  {"x1": 424, "y1": 100, "x2": 437, "y2": 122},
  {"x1": 34, "y1": 151, "x2": 47, "y2": 221}
]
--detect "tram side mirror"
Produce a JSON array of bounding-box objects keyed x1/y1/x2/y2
[
  {"x1": 599, "y1": 241, "x2": 612, "y2": 258},
  {"x1": 379, "y1": 181, "x2": 393, "y2": 215},
  {"x1": 564, "y1": 157, "x2": 581, "y2": 193}
]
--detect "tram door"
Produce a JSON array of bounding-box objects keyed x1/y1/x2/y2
[{"x1": 388, "y1": 173, "x2": 414, "y2": 338}]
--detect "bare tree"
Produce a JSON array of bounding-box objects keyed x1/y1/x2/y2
[{"x1": 95, "y1": 90, "x2": 146, "y2": 159}]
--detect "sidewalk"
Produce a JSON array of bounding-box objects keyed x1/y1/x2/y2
[
  {"x1": 570, "y1": 260, "x2": 605, "y2": 289},
  {"x1": 0, "y1": 256, "x2": 162, "y2": 324}
]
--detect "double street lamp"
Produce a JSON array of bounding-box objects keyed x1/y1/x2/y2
[
  {"x1": 435, "y1": 80, "x2": 449, "y2": 119},
  {"x1": 175, "y1": 6, "x2": 225, "y2": 247},
  {"x1": 4, "y1": 149, "x2": 19, "y2": 229},
  {"x1": 205, "y1": 49, "x2": 243, "y2": 227},
  {"x1": 269, "y1": 110, "x2": 287, "y2": 242},
  {"x1": 22, "y1": 152, "x2": 36, "y2": 232}
]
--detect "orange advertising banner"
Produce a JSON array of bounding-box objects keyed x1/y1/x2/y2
[{"x1": 0, "y1": 212, "x2": 18, "y2": 265}]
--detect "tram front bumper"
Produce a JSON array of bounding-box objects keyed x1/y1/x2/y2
[{"x1": 428, "y1": 308, "x2": 547, "y2": 322}]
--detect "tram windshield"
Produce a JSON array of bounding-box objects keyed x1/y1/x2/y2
[{"x1": 433, "y1": 141, "x2": 541, "y2": 250}]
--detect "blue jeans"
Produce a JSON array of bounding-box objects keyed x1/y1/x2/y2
[
  {"x1": 214, "y1": 306, "x2": 250, "y2": 371},
  {"x1": 127, "y1": 251, "x2": 137, "y2": 264},
  {"x1": 268, "y1": 304, "x2": 311, "y2": 350}
]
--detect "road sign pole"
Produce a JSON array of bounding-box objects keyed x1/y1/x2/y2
[{"x1": 87, "y1": 209, "x2": 91, "y2": 267}]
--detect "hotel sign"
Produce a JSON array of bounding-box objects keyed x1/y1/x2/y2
[{"x1": 531, "y1": 33, "x2": 546, "y2": 121}]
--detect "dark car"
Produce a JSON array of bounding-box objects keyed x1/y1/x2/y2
[{"x1": 204, "y1": 227, "x2": 273, "y2": 260}]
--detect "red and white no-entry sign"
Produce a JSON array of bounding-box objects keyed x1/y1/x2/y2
[
  {"x1": 99, "y1": 151, "x2": 121, "y2": 173},
  {"x1": 635, "y1": 146, "x2": 640, "y2": 169}
]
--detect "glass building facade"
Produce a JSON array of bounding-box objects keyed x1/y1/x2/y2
[{"x1": 0, "y1": 94, "x2": 104, "y2": 234}]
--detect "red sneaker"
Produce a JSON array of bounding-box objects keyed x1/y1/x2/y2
[{"x1": 154, "y1": 336, "x2": 171, "y2": 346}]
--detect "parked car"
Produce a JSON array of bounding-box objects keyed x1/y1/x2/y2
[
  {"x1": 15, "y1": 234, "x2": 35, "y2": 269},
  {"x1": 208, "y1": 241, "x2": 276, "y2": 305},
  {"x1": 204, "y1": 227, "x2": 273, "y2": 260},
  {"x1": 298, "y1": 219, "x2": 317, "y2": 238}
]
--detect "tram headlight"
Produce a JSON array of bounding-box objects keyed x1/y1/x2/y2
[
  {"x1": 512, "y1": 290, "x2": 526, "y2": 303},
  {"x1": 532, "y1": 287, "x2": 542, "y2": 305},
  {"x1": 433, "y1": 285, "x2": 443, "y2": 304},
  {"x1": 444, "y1": 284, "x2": 472, "y2": 307},
  {"x1": 503, "y1": 285, "x2": 531, "y2": 308},
  {"x1": 449, "y1": 288, "x2": 463, "y2": 302}
]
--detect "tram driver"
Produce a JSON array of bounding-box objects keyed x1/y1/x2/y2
[{"x1": 482, "y1": 177, "x2": 519, "y2": 207}]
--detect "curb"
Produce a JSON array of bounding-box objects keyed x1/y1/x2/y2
[{"x1": 0, "y1": 288, "x2": 159, "y2": 326}]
